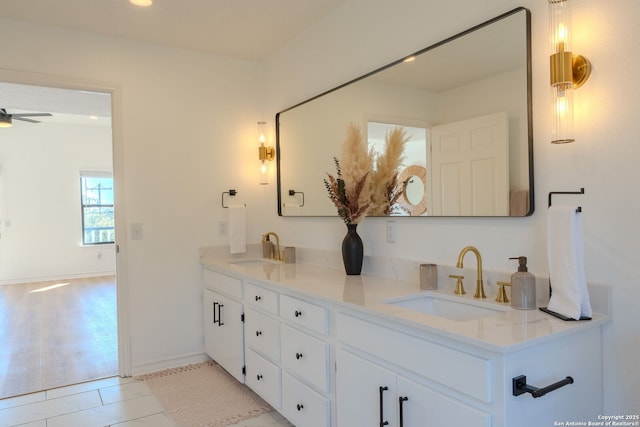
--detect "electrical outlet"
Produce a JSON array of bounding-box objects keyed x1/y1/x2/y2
[
  {"x1": 218, "y1": 221, "x2": 228, "y2": 236},
  {"x1": 386, "y1": 220, "x2": 397, "y2": 244},
  {"x1": 131, "y1": 223, "x2": 143, "y2": 240}
]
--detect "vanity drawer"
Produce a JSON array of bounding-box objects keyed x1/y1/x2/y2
[
  {"x1": 245, "y1": 307, "x2": 280, "y2": 361},
  {"x1": 245, "y1": 349, "x2": 281, "y2": 410},
  {"x1": 281, "y1": 324, "x2": 330, "y2": 392},
  {"x1": 280, "y1": 294, "x2": 328, "y2": 335},
  {"x1": 245, "y1": 282, "x2": 278, "y2": 314},
  {"x1": 203, "y1": 269, "x2": 243, "y2": 300},
  {"x1": 281, "y1": 372, "x2": 330, "y2": 427},
  {"x1": 336, "y1": 313, "x2": 492, "y2": 403}
]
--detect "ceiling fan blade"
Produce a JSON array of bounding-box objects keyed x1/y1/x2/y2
[
  {"x1": 13, "y1": 117, "x2": 42, "y2": 123},
  {"x1": 12, "y1": 113, "x2": 52, "y2": 118}
]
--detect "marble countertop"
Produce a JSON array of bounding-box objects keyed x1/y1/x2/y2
[{"x1": 200, "y1": 255, "x2": 609, "y2": 354}]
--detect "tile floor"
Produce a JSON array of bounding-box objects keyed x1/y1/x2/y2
[{"x1": 0, "y1": 376, "x2": 293, "y2": 427}]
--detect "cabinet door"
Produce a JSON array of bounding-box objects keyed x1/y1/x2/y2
[
  {"x1": 203, "y1": 288, "x2": 245, "y2": 382},
  {"x1": 336, "y1": 349, "x2": 397, "y2": 427},
  {"x1": 397, "y1": 376, "x2": 491, "y2": 427}
]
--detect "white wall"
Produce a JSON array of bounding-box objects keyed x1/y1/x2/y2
[
  {"x1": 265, "y1": 0, "x2": 639, "y2": 414},
  {"x1": 0, "y1": 17, "x2": 266, "y2": 372},
  {"x1": 0, "y1": 121, "x2": 115, "y2": 283},
  {"x1": 1, "y1": 0, "x2": 637, "y2": 415}
]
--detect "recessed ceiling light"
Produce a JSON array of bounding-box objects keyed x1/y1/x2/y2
[{"x1": 130, "y1": 0, "x2": 152, "y2": 6}]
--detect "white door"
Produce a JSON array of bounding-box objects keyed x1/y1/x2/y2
[
  {"x1": 431, "y1": 112, "x2": 509, "y2": 215},
  {"x1": 203, "y1": 288, "x2": 245, "y2": 382},
  {"x1": 336, "y1": 349, "x2": 397, "y2": 427},
  {"x1": 397, "y1": 376, "x2": 491, "y2": 427}
]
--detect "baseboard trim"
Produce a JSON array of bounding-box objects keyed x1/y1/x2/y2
[
  {"x1": 130, "y1": 352, "x2": 210, "y2": 377},
  {"x1": 0, "y1": 271, "x2": 116, "y2": 286}
]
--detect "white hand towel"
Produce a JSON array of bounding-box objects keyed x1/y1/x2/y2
[
  {"x1": 228, "y1": 205, "x2": 246, "y2": 254},
  {"x1": 547, "y1": 205, "x2": 592, "y2": 319}
]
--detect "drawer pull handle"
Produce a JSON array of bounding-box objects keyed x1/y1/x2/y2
[
  {"x1": 296, "y1": 403, "x2": 304, "y2": 411},
  {"x1": 256, "y1": 330, "x2": 262, "y2": 336},
  {"x1": 399, "y1": 396, "x2": 408, "y2": 427},
  {"x1": 256, "y1": 374, "x2": 263, "y2": 381},
  {"x1": 295, "y1": 352, "x2": 303, "y2": 360},
  {"x1": 294, "y1": 310, "x2": 302, "y2": 317},
  {"x1": 255, "y1": 295, "x2": 261, "y2": 301},
  {"x1": 379, "y1": 386, "x2": 389, "y2": 427}
]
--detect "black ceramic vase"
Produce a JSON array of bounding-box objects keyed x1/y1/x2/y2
[{"x1": 342, "y1": 223, "x2": 363, "y2": 275}]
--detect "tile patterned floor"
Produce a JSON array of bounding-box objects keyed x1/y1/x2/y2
[{"x1": 0, "y1": 376, "x2": 293, "y2": 427}]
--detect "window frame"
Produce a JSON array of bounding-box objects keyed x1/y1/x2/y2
[{"x1": 80, "y1": 171, "x2": 115, "y2": 246}]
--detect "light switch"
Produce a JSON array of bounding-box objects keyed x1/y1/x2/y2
[{"x1": 131, "y1": 222, "x2": 143, "y2": 240}]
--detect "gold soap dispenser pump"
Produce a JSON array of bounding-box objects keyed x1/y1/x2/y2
[{"x1": 509, "y1": 256, "x2": 536, "y2": 310}]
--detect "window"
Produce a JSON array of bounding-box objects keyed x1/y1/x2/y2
[{"x1": 80, "y1": 172, "x2": 114, "y2": 245}]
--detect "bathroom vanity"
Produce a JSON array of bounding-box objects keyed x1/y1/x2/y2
[{"x1": 201, "y1": 254, "x2": 607, "y2": 427}]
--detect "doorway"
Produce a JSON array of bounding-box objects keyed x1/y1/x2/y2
[{"x1": 0, "y1": 81, "x2": 120, "y2": 398}]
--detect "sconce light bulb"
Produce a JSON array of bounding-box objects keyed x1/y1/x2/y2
[
  {"x1": 260, "y1": 162, "x2": 267, "y2": 174},
  {"x1": 555, "y1": 94, "x2": 569, "y2": 117}
]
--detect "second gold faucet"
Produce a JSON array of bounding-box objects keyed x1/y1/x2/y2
[
  {"x1": 456, "y1": 246, "x2": 486, "y2": 299},
  {"x1": 261, "y1": 232, "x2": 281, "y2": 261}
]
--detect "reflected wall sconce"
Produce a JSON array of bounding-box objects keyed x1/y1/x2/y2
[
  {"x1": 549, "y1": 0, "x2": 591, "y2": 144},
  {"x1": 257, "y1": 121, "x2": 274, "y2": 184},
  {"x1": 0, "y1": 115, "x2": 11, "y2": 128}
]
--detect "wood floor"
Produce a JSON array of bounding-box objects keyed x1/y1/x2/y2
[{"x1": 0, "y1": 275, "x2": 118, "y2": 399}]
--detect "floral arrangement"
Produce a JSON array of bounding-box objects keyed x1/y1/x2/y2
[
  {"x1": 323, "y1": 123, "x2": 373, "y2": 224},
  {"x1": 368, "y1": 127, "x2": 410, "y2": 216}
]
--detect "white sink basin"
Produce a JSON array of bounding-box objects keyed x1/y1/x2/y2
[{"x1": 385, "y1": 293, "x2": 509, "y2": 321}]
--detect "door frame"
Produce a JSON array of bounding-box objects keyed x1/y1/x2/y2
[{"x1": 0, "y1": 68, "x2": 131, "y2": 377}]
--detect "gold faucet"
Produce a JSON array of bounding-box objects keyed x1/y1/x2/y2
[
  {"x1": 261, "y1": 232, "x2": 281, "y2": 261},
  {"x1": 456, "y1": 246, "x2": 486, "y2": 299}
]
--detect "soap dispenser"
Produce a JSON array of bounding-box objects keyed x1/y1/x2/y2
[{"x1": 509, "y1": 256, "x2": 536, "y2": 310}]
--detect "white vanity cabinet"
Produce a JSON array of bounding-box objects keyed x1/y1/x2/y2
[
  {"x1": 335, "y1": 313, "x2": 491, "y2": 427},
  {"x1": 242, "y1": 282, "x2": 333, "y2": 427},
  {"x1": 202, "y1": 269, "x2": 245, "y2": 383},
  {"x1": 243, "y1": 282, "x2": 282, "y2": 409},
  {"x1": 279, "y1": 294, "x2": 332, "y2": 427},
  {"x1": 335, "y1": 312, "x2": 603, "y2": 427}
]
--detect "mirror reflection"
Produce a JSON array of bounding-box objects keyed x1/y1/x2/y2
[{"x1": 277, "y1": 7, "x2": 532, "y2": 217}]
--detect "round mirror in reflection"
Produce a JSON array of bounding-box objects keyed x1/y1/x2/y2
[{"x1": 398, "y1": 165, "x2": 427, "y2": 216}]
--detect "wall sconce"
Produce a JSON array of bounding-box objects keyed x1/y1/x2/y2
[
  {"x1": 0, "y1": 116, "x2": 11, "y2": 128},
  {"x1": 257, "y1": 121, "x2": 274, "y2": 184},
  {"x1": 549, "y1": 0, "x2": 591, "y2": 144}
]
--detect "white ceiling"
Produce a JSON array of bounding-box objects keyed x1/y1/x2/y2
[
  {"x1": 0, "y1": 0, "x2": 345, "y2": 60},
  {"x1": 0, "y1": 0, "x2": 345, "y2": 124}
]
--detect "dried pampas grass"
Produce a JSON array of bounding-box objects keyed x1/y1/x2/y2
[
  {"x1": 324, "y1": 123, "x2": 373, "y2": 224},
  {"x1": 369, "y1": 127, "x2": 410, "y2": 216}
]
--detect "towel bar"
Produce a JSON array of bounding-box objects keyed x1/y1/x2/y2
[
  {"x1": 222, "y1": 189, "x2": 245, "y2": 208},
  {"x1": 512, "y1": 375, "x2": 574, "y2": 398},
  {"x1": 548, "y1": 188, "x2": 584, "y2": 212}
]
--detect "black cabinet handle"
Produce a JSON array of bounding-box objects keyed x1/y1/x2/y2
[
  {"x1": 256, "y1": 330, "x2": 262, "y2": 336},
  {"x1": 379, "y1": 386, "x2": 389, "y2": 427},
  {"x1": 213, "y1": 302, "x2": 218, "y2": 325},
  {"x1": 296, "y1": 403, "x2": 304, "y2": 411},
  {"x1": 217, "y1": 303, "x2": 224, "y2": 326},
  {"x1": 295, "y1": 352, "x2": 303, "y2": 360},
  {"x1": 399, "y1": 396, "x2": 408, "y2": 427},
  {"x1": 255, "y1": 295, "x2": 261, "y2": 301},
  {"x1": 294, "y1": 310, "x2": 302, "y2": 317},
  {"x1": 256, "y1": 374, "x2": 263, "y2": 381}
]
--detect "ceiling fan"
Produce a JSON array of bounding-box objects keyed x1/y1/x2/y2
[{"x1": 0, "y1": 108, "x2": 52, "y2": 128}]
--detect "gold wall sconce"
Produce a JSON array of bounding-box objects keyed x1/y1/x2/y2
[
  {"x1": 257, "y1": 121, "x2": 274, "y2": 184},
  {"x1": 549, "y1": 0, "x2": 591, "y2": 144}
]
